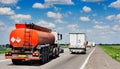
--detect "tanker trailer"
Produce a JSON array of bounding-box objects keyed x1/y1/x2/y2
[{"x1": 5, "y1": 23, "x2": 62, "y2": 64}]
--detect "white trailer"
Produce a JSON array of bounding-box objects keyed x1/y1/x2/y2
[
  {"x1": 69, "y1": 33, "x2": 86, "y2": 53},
  {"x1": 87, "y1": 42, "x2": 92, "y2": 48}
]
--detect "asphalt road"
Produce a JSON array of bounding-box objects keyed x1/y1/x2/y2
[
  {"x1": 85, "y1": 46, "x2": 120, "y2": 69},
  {"x1": 0, "y1": 47, "x2": 94, "y2": 69}
]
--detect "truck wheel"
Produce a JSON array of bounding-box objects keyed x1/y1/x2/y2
[
  {"x1": 12, "y1": 59, "x2": 22, "y2": 65},
  {"x1": 39, "y1": 48, "x2": 45, "y2": 64},
  {"x1": 44, "y1": 47, "x2": 48, "y2": 63},
  {"x1": 52, "y1": 48, "x2": 56, "y2": 58},
  {"x1": 46, "y1": 47, "x2": 50, "y2": 62},
  {"x1": 55, "y1": 48, "x2": 59, "y2": 57}
]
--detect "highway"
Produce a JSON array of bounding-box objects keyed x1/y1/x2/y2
[
  {"x1": 0, "y1": 47, "x2": 94, "y2": 69},
  {"x1": 0, "y1": 46, "x2": 120, "y2": 69}
]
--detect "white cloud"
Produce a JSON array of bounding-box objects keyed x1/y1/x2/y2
[
  {"x1": 106, "y1": 14, "x2": 120, "y2": 20},
  {"x1": 82, "y1": 6, "x2": 92, "y2": 12},
  {"x1": 32, "y1": 0, "x2": 74, "y2": 9},
  {"x1": 92, "y1": 19, "x2": 102, "y2": 24},
  {"x1": 16, "y1": 6, "x2": 21, "y2": 9},
  {"x1": 55, "y1": 19, "x2": 63, "y2": 23},
  {"x1": 37, "y1": 20, "x2": 55, "y2": 28},
  {"x1": 0, "y1": 7, "x2": 15, "y2": 15},
  {"x1": 67, "y1": 11, "x2": 72, "y2": 15},
  {"x1": 54, "y1": 7, "x2": 61, "y2": 11},
  {"x1": 0, "y1": 0, "x2": 18, "y2": 5},
  {"x1": 32, "y1": 3, "x2": 45, "y2": 9},
  {"x1": 106, "y1": 15, "x2": 115, "y2": 20},
  {"x1": 116, "y1": 14, "x2": 120, "y2": 20},
  {"x1": 0, "y1": 21, "x2": 14, "y2": 31},
  {"x1": 47, "y1": 11, "x2": 62, "y2": 19},
  {"x1": 82, "y1": 0, "x2": 104, "y2": 2},
  {"x1": 94, "y1": 25, "x2": 110, "y2": 29},
  {"x1": 10, "y1": 14, "x2": 31, "y2": 23},
  {"x1": 45, "y1": 0, "x2": 74, "y2": 5},
  {"x1": 80, "y1": 16, "x2": 90, "y2": 22},
  {"x1": 109, "y1": 0, "x2": 120, "y2": 9},
  {"x1": 67, "y1": 24, "x2": 78, "y2": 29},
  {"x1": 112, "y1": 25, "x2": 120, "y2": 31}
]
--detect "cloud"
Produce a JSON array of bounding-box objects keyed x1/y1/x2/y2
[
  {"x1": 45, "y1": 0, "x2": 74, "y2": 5},
  {"x1": 10, "y1": 14, "x2": 31, "y2": 23},
  {"x1": 82, "y1": 0, "x2": 104, "y2": 2},
  {"x1": 94, "y1": 25, "x2": 110, "y2": 29},
  {"x1": 106, "y1": 14, "x2": 120, "y2": 20},
  {"x1": 55, "y1": 19, "x2": 63, "y2": 23},
  {"x1": 80, "y1": 16, "x2": 90, "y2": 22},
  {"x1": 32, "y1": 3, "x2": 45, "y2": 9},
  {"x1": 92, "y1": 19, "x2": 102, "y2": 24},
  {"x1": 0, "y1": 21, "x2": 14, "y2": 31},
  {"x1": 0, "y1": 0, "x2": 18, "y2": 5},
  {"x1": 0, "y1": 7, "x2": 15, "y2": 15},
  {"x1": 37, "y1": 20, "x2": 55, "y2": 28},
  {"x1": 82, "y1": 6, "x2": 92, "y2": 12},
  {"x1": 47, "y1": 11, "x2": 63, "y2": 19},
  {"x1": 109, "y1": 0, "x2": 120, "y2": 9},
  {"x1": 67, "y1": 24, "x2": 78, "y2": 29},
  {"x1": 32, "y1": 0, "x2": 74, "y2": 9},
  {"x1": 112, "y1": 25, "x2": 120, "y2": 31},
  {"x1": 106, "y1": 15, "x2": 115, "y2": 20},
  {"x1": 16, "y1": 6, "x2": 21, "y2": 9}
]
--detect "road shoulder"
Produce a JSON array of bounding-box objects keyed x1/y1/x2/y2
[{"x1": 85, "y1": 46, "x2": 120, "y2": 69}]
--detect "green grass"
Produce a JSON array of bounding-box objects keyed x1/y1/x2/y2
[
  {"x1": 100, "y1": 45, "x2": 120, "y2": 62},
  {"x1": 0, "y1": 46, "x2": 11, "y2": 54},
  {"x1": 59, "y1": 44, "x2": 68, "y2": 48}
]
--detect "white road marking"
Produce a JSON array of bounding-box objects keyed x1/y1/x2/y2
[
  {"x1": 0, "y1": 59, "x2": 10, "y2": 62},
  {"x1": 80, "y1": 47, "x2": 96, "y2": 69}
]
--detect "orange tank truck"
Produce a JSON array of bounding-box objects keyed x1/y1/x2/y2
[{"x1": 5, "y1": 23, "x2": 62, "y2": 65}]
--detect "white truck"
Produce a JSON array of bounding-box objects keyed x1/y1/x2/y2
[
  {"x1": 69, "y1": 33, "x2": 86, "y2": 53},
  {"x1": 92, "y1": 42, "x2": 96, "y2": 47}
]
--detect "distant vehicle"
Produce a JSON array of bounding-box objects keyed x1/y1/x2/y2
[
  {"x1": 87, "y1": 42, "x2": 92, "y2": 48},
  {"x1": 92, "y1": 42, "x2": 96, "y2": 47},
  {"x1": 5, "y1": 23, "x2": 62, "y2": 65},
  {"x1": 69, "y1": 33, "x2": 87, "y2": 54}
]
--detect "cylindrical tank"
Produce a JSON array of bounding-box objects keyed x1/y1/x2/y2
[{"x1": 10, "y1": 28, "x2": 55, "y2": 48}]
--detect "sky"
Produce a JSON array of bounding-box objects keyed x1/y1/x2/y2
[{"x1": 0, "y1": 0, "x2": 120, "y2": 44}]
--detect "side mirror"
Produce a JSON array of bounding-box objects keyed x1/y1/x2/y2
[{"x1": 58, "y1": 34, "x2": 62, "y2": 40}]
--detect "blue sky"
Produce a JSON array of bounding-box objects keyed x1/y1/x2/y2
[{"x1": 0, "y1": 0, "x2": 120, "y2": 44}]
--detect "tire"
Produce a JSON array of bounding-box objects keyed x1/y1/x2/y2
[
  {"x1": 39, "y1": 48, "x2": 45, "y2": 64},
  {"x1": 52, "y1": 48, "x2": 56, "y2": 58},
  {"x1": 12, "y1": 59, "x2": 22, "y2": 65},
  {"x1": 55, "y1": 48, "x2": 59, "y2": 57},
  {"x1": 46, "y1": 47, "x2": 50, "y2": 62}
]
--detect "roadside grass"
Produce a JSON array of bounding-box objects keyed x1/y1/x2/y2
[
  {"x1": 100, "y1": 45, "x2": 120, "y2": 62},
  {"x1": 61, "y1": 45, "x2": 68, "y2": 48},
  {"x1": 60, "y1": 44, "x2": 68, "y2": 48},
  {"x1": 0, "y1": 46, "x2": 11, "y2": 54}
]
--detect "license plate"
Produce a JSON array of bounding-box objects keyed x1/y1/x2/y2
[{"x1": 18, "y1": 55, "x2": 26, "y2": 58}]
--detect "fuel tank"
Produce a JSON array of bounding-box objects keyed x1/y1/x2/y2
[{"x1": 9, "y1": 24, "x2": 55, "y2": 48}]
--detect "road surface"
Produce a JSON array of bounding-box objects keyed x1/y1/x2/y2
[
  {"x1": 0, "y1": 46, "x2": 120, "y2": 69},
  {"x1": 85, "y1": 46, "x2": 120, "y2": 69},
  {"x1": 0, "y1": 47, "x2": 94, "y2": 69}
]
